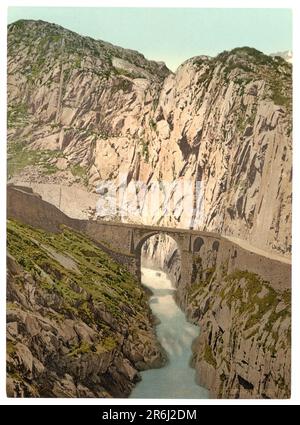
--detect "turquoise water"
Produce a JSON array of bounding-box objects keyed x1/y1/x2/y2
[{"x1": 130, "y1": 267, "x2": 209, "y2": 399}]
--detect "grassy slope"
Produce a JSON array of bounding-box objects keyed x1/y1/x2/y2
[{"x1": 7, "y1": 219, "x2": 148, "y2": 348}]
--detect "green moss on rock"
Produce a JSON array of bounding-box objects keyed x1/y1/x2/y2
[
  {"x1": 7, "y1": 219, "x2": 149, "y2": 330},
  {"x1": 203, "y1": 344, "x2": 217, "y2": 368}
]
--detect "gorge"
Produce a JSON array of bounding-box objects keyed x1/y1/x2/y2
[
  {"x1": 7, "y1": 19, "x2": 292, "y2": 399},
  {"x1": 129, "y1": 266, "x2": 209, "y2": 399}
]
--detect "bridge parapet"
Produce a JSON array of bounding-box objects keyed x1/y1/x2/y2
[{"x1": 92, "y1": 218, "x2": 221, "y2": 255}]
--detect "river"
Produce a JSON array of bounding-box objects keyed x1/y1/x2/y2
[{"x1": 130, "y1": 267, "x2": 209, "y2": 399}]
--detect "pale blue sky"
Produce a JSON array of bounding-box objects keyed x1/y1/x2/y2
[{"x1": 8, "y1": 7, "x2": 292, "y2": 71}]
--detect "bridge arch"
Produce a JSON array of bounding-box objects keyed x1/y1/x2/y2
[
  {"x1": 134, "y1": 231, "x2": 183, "y2": 256},
  {"x1": 212, "y1": 240, "x2": 220, "y2": 252},
  {"x1": 193, "y1": 236, "x2": 204, "y2": 253},
  {"x1": 134, "y1": 231, "x2": 182, "y2": 284}
]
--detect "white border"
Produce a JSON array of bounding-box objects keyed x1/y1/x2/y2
[{"x1": 1, "y1": 0, "x2": 299, "y2": 406}]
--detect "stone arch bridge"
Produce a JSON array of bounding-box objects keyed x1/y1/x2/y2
[{"x1": 84, "y1": 219, "x2": 221, "y2": 284}]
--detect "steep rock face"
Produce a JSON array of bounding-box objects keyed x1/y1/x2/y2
[
  {"x1": 8, "y1": 20, "x2": 292, "y2": 257},
  {"x1": 143, "y1": 236, "x2": 291, "y2": 399},
  {"x1": 157, "y1": 241, "x2": 292, "y2": 399},
  {"x1": 7, "y1": 220, "x2": 165, "y2": 397},
  {"x1": 182, "y1": 260, "x2": 291, "y2": 399},
  {"x1": 154, "y1": 53, "x2": 292, "y2": 255}
]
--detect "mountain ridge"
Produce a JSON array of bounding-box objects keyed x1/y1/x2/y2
[{"x1": 8, "y1": 19, "x2": 293, "y2": 70}]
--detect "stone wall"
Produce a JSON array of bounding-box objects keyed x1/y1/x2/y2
[
  {"x1": 7, "y1": 184, "x2": 79, "y2": 233},
  {"x1": 199, "y1": 238, "x2": 291, "y2": 292},
  {"x1": 7, "y1": 185, "x2": 137, "y2": 275}
]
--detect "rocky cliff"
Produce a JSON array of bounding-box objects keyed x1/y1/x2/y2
[
  {"x1": 7, "y1": 219, "x2": 165, "y2": 397},
  {"x1": 187, "y1": 267, "x2": 291, "y2": 399},
  {"x1": 8, "y1": 19, "x2": 292, "y2": 256},
  {"x1": 7, "y1": 19, "x2": 292, "y2": 399},
  {"x1": 142, "y1": 234, "x2": 291, "y2": 399},
  {"x1": 179, "y1": 248, "x2": 291, "y2": 399}
]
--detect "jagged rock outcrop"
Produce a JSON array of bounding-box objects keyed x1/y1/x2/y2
[
  {"x1": 8, "y1": 20, "x2": 292, "y2": 256},
  {"x1": 7, "y1": 219, "x2": 166, "y2": 397}
]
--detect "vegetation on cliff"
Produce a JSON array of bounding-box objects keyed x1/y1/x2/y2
[
  {"x1": 7, "y1": 219, "x2": 165, "y2": 397},
  {"x1": 186, "y1": 261, "x2": 291, "y2": 398}
]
